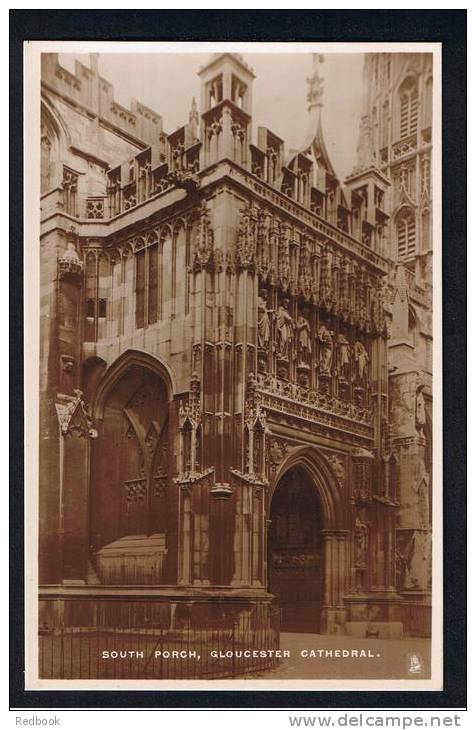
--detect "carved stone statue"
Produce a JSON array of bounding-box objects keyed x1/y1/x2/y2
[
  {"x1": 336, "y1": 333, "x2": 351, "y2": 379},
  {"x1": 276, "y1": 299, "x2": 294, "y2": 359},
  {"x1": 257, "y1": 290, "x2": 271, "y2": 349},
  {"x1": 318, "y1": 324, "x2": 334, "y2": 375},
  {"x1": 354, "y1": 340, "x2": 369, "y2": 382},
  {"x1": 296, "y1": 311, "x2": 312, "y2": 359},
  {"x1": 415, "y1": 387, "x2": 426, "y2": 433},
  {"x1": 354, "y1": 516, "x2": 368, "y2": 568}
]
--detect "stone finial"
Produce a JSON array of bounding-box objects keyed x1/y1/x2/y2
[
  {"x1": 189, "y1": 96, "x2": 199, "y2": 125},
  {"x1": 307, "y1": 53, "x2": 325, "y2": 111},
  {"x1": 353, "y1": 114, "x2": 377, "y2": 174}
]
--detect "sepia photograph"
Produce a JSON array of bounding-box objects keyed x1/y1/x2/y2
[{"x1": 24, "y1": 40, "x2": 441, "y2": 690}]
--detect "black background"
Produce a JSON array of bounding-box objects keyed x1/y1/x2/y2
[{"x1": 10, "y1": 9, "x2": 467, "y2": 711}]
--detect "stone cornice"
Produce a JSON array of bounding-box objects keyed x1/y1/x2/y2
[{"x1": 40, "y1": 160, "x2": 389, "y2": 276}]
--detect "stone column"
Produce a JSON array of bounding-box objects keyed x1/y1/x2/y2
[
  {"x1": 55, "y1": 391, "x2": 97, "y2": 583},
  {"x1": 321, "y1": 529, "x2": 348, "y2": 633}
]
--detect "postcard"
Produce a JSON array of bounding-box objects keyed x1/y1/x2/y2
[{"x1": 23, "y1": 40, "x2": 442, "y2": 691}]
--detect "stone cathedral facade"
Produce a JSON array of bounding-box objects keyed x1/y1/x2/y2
[
  {"x1": 349, "y1": 52, "x2": 433, "y2": 632},
  {"x1": 38, "y1": 51, "x2": 432, "y2": 640}
]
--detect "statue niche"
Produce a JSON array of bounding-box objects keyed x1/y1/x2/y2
[
  {"x1": 296, "y1": 306, "x2": 312, "y2": 388},
  {"x1": 353, "y1": 339, "x2": 370, "y2": 406},
  {"x1": 336, "y1": 331, "x2": 352, "y2": 400},
  {"x1": 275, "y1": 298, "x2": 294, "y2": 379},
  {"x1": 257, "y1": 287, "x2": 272, "y2": 373},
  {"x1": 317, "y1": 322, "x2": 334, "y2": 394}
]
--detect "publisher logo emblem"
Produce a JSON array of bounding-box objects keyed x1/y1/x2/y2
[{"x1": 408, "y1": 653, "x2": 423, "y2": 674}]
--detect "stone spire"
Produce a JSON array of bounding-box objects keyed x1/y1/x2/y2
[
  {"x1": 353, "y1": 56, "x2": 376, "y2": 174},
  {"x1": 302, "y1": 54, "x2": 336, "y2": 178}
]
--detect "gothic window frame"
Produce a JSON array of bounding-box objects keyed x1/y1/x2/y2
[
  {"x1": 84, "y1": 250, "x2": 111, "y2": 342},
  {"x1": 395, "y1": 207, "x2": 417, "y2": 260},
  {"x1": 398, "y1": 76, "x2": 419, "y2": 140},
  {"x1": 134, "y1": 231, "x2": 163, "y2": 329},
  {"x1": 423, "y1": 75, "x2": 433, "y2": 131}
]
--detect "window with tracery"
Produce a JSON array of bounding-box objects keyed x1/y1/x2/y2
[
  {"x1": 421, "y1": 209, "x2": 431, "y2": 252},
  {"x1": 135, "y1": 243, "x2": 162, "y2": 329},
  {"x1": 399, "y1": 78, "x2": 419, "y2": 139},
  {"x1": 84, "y1": 251, "x2": 110, "y2": 341},
  {"x1": 62, "y1": 166, "x2": 79, "y2": 217},
  {"x1": 396, "y1": 211, "x2": 416, "y2": 259}
]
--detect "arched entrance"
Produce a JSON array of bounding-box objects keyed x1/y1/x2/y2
[
  {"x1": 90, "y1": 352, "x2": 173, "y2": 584},
  {"x1": 268, "y1": 448, "x2": 348, "y2": 634},
  {"x1": 268, "y1": 466, "x2": 324, "y2": 632}
]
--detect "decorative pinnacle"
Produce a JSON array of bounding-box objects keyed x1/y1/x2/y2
[
  {"x1": 307, "y1": 53, "x2": 325, "y2": 111},
  {"x1": 189, "y1": 96, "x2": 199, "y2": 125}
]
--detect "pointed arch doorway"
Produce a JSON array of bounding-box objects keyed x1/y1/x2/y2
[
  {"x1": 268, "y1": 452, "x2": 348, "y2": 634},
  {"x1": 268, "y1": 466, "x2": 325, "y2": 632}
]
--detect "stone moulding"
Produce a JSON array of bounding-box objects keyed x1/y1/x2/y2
[{"x1": 256, "y1": 373, "x2": 374, "y2": 440}]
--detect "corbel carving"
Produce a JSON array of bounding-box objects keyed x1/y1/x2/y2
[
  {"x1": 58, "y1": 227, "x2": 83, "y2": 281},
  {"x1": 325, "y1": 453, "x2": 346, "y2": 489},
  {"x1": 55, "y1": 389, "x2": 97, "y2": 439}
]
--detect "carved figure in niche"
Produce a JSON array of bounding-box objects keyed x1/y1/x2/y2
[
  {"x1": 257, "y1": 289, "x2": 271, "y2": 349},
  {"x1": 318, "y1": 324, "x2": 334, "y2": 375},
  {"x1": 354, "y1": 516, "x2": 368, "y2": 568},
  {"x1": 336, "y1": 333, "x2": 351, "y2": 379},
  {"x1": 276, "y1": 299, "x2": 294, "y2": 359},
  {"x1": 296, "y1": 308, "x2": 311, "y2": 356},
  {"x1": 413, "y1": 458, "x2": 430, "y2": 529},
  {"x1": 354, "y1": 340, "x2": 369, "y2": 383},
  {"x1": 415, "y1": 386, "x2": 426, "y2": 434}
]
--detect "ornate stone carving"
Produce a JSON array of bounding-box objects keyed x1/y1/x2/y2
[
  {"x1": 193, "y1": 200, "x2": 214, "y2": 270},
  {"x1": 124, "y1": 478, "x2": 147, "y2": 503},
  {"x1": 256, "y1": 372, "x2": 374, "y2": 435},
  {"x1": 235, "y1": 201, "x2": 258, "y2": 270},
  {"x1": 326, "y1": 453, "x2": 346, "y2": 488},
  {"x1": 167, "y1": 166, "x2": 200, "y2": 194},
  {"x1": 296, "y1": 310, "x2": 312, "y2": 361},
  {"x1": 244, "y1": 373, "x2": 267, "y2": 478},
  {"x1": 354, "y1": 340, "x2": 369, "y2": 384},
  {"x1": 275, "y1": 299, "x2": 294, "y2": 360},
  {"x1": 153, "y1": 468, "x2": 168, "y2": 498},
  {"x1": 178, "y1": 371, "x2": 202, "y2": 477},
  {"x1": 267, "y1": 438, "x2": 290, "y2": 475},
  {"x1": 55, "y1": 389, "x2": 97, "y2": 439},
  {"x1": 257, "y1": 289, "x2": 271, "y2": 350},
  {"x1": 351, "y1": 453, "x2": 373, "y2": 503},
  {"x1": 317, "y1": 324, "x2": 334, "y2": 375},
  {"x1": 58, "y1": 230, "x2": 83, "y2": 280},
  {"x1": 354, "y1": 515, "x2": 369, "y2": 590},
  {"x1": 60, "y1": 354, "x2": 75, "y2": 373},
  {"x1": 415, "y1": 385, "x2": 426, "y2": 435},
  {"x1": 86, "y1": 197, "x2": 105, "y2": 219},
  {"x1": 336, "y1": 333, "x2": 351, "y2": 380}
]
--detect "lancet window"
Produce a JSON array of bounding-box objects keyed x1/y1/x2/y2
[
  {"x1": 135, "y1": 239, "x2": 162, "y2": 329},
  {"x1": 399, "y1": 77, "x2": 419, "y2": 139},
  {"x1": 396, "y1": 210, "x2": 416, "y2": 259}
]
